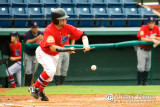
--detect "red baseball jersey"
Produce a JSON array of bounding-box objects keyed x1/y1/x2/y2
[
  {"x1": 40, "y1": 23, "x2": 83, "y2": 56},
  {"x1": 137, "y1": 25, "x2": 160, "y2": 49},
  {"x1": 10, "y1": 42, "x2": 22, "y2": 61}
]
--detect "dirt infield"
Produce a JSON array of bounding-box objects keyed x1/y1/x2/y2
[
  {"x1": 0, "y1": 94, "x2": 160, "y2": 107},
  {"x1": 0, "y1": 88, "x2": 11, "y2": 94}
]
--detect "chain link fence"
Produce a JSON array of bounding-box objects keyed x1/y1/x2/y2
[
  {"x1": 21, "y1": 41, "x2": 160, "y2": 86},
  {"x1": 1, "y1": 40, "x2": 160, "y2": 87}
]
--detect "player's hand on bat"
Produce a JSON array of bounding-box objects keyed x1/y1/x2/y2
[
  {"x1": 68, "y1": 47, "x2": 75, "y2": 54},
  {"x1": 83, "y1": 45, "x2": 91, "y2": 52}
]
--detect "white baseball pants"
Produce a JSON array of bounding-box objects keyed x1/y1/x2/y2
[
  {"x1": 36, "y1": 46, "x2": 59, "y2": 82},
  {"x1": 6, "y1": 61, "x2": 21, "y2": 86}
]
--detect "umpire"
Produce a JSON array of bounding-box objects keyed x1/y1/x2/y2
[{"x1": 137, "y1": 17, "x2": 160, "y2": 85}]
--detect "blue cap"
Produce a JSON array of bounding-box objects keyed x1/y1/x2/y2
[
  {"x1": 10, "y1": 32, "x2": 19, "y2": 37},
  {"x1": 31, "y1": 21, "x2": 38, "y2": 28},
  {"x1": 148, "y1": 17, "x2": 155, "y2": 22}
]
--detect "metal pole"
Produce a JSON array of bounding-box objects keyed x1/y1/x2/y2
[
  {"x1": 150, "y1": 47, "x2": 154, "y2": 85},
  {"x1": 141, "y1": 0, "x2": 143, "y2": 5},
  {"x1": 21, "y1": 40, "x2": 24, "y2": 86}
]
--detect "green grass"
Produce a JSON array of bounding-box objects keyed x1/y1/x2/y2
[
  {"x1": 0, "y1": 85, "x2": 160, "y2": 96},
  {"x1": 152, "y1": 105, "x2": 160, "y2": 107}
]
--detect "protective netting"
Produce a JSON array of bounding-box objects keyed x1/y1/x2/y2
[
  {"x1": 1, "y1": 41, "x2": 160, "y2": 87},
  {"x1": 22, "y1": 41, "x2": 160, "y2": 86}
]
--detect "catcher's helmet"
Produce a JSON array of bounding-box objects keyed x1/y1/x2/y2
[{"x1": 51, "y1": 8, "x2": 69, "y2": 25}]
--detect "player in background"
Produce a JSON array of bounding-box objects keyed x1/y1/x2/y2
[
  {"x1": 28, "y1": 8, "x2": 90, "y2": 101},
  {"x1": 24, "y1": 22, "x2": 43, "y2": 86},
  {"x1": 6, "y1": 32, "x2": 21, "y2": 88},
  {"x1": 137, "y1": 17, "x2": 160, "y2": 85},
  {"x1": 54, "y1": 39, "x2": 75, "y2": 86}
]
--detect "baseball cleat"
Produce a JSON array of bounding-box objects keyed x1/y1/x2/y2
[
  {"x1": 28, "y1": 86, "x2": 40, "y2": 99},
  {"x1": 39, "y1": 91, "x2": 49, "y2": 101}
]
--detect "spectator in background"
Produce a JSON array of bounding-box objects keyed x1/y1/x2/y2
[
  {"x1": 54, "y1": 39, "x2": 75, "y2": 85},
  {"x1": 136, "y1": 17, "x2": 160, "y2": 85},
  {"x1": 24, "y1": 22, "x2": 43, "y2": 86},
  {"x1": 6, "y1": 32, "x2": 21, "y2": 88}
]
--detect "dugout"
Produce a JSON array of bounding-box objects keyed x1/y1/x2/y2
[{"x1": 0, "y1": 27, "x2": 160, "y2": 87}]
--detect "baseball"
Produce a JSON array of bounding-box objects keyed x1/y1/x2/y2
[{"x1": 91, "y1": 65, "x2": 97, "y2": 71}]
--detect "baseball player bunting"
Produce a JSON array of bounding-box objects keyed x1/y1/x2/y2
[{"x1": 28, "y1": 8, "x2": 91, "y2": 101}]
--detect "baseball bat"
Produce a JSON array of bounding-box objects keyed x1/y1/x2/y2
[
  {"x1": 153, "y1": 44, "x2": 159, "y2": 48},
  {"x1": 5, "y1": 62, "x2": 11, "y2": 78},
  {"x1": 56, "y1": 47, "x2": 95, "y2": 52},
  {"x1": 24, "y1": 59, "x2": 27, "y2": 86},
  {"x1": 0, "y1": 57, "x2": 9, "y2": 65},
  {"x1": 1, "y1": 56, "x2": 10, "y2": 78},
  {"x1": 31, "y1": 61, "x2": 36, "y2": 85}
]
